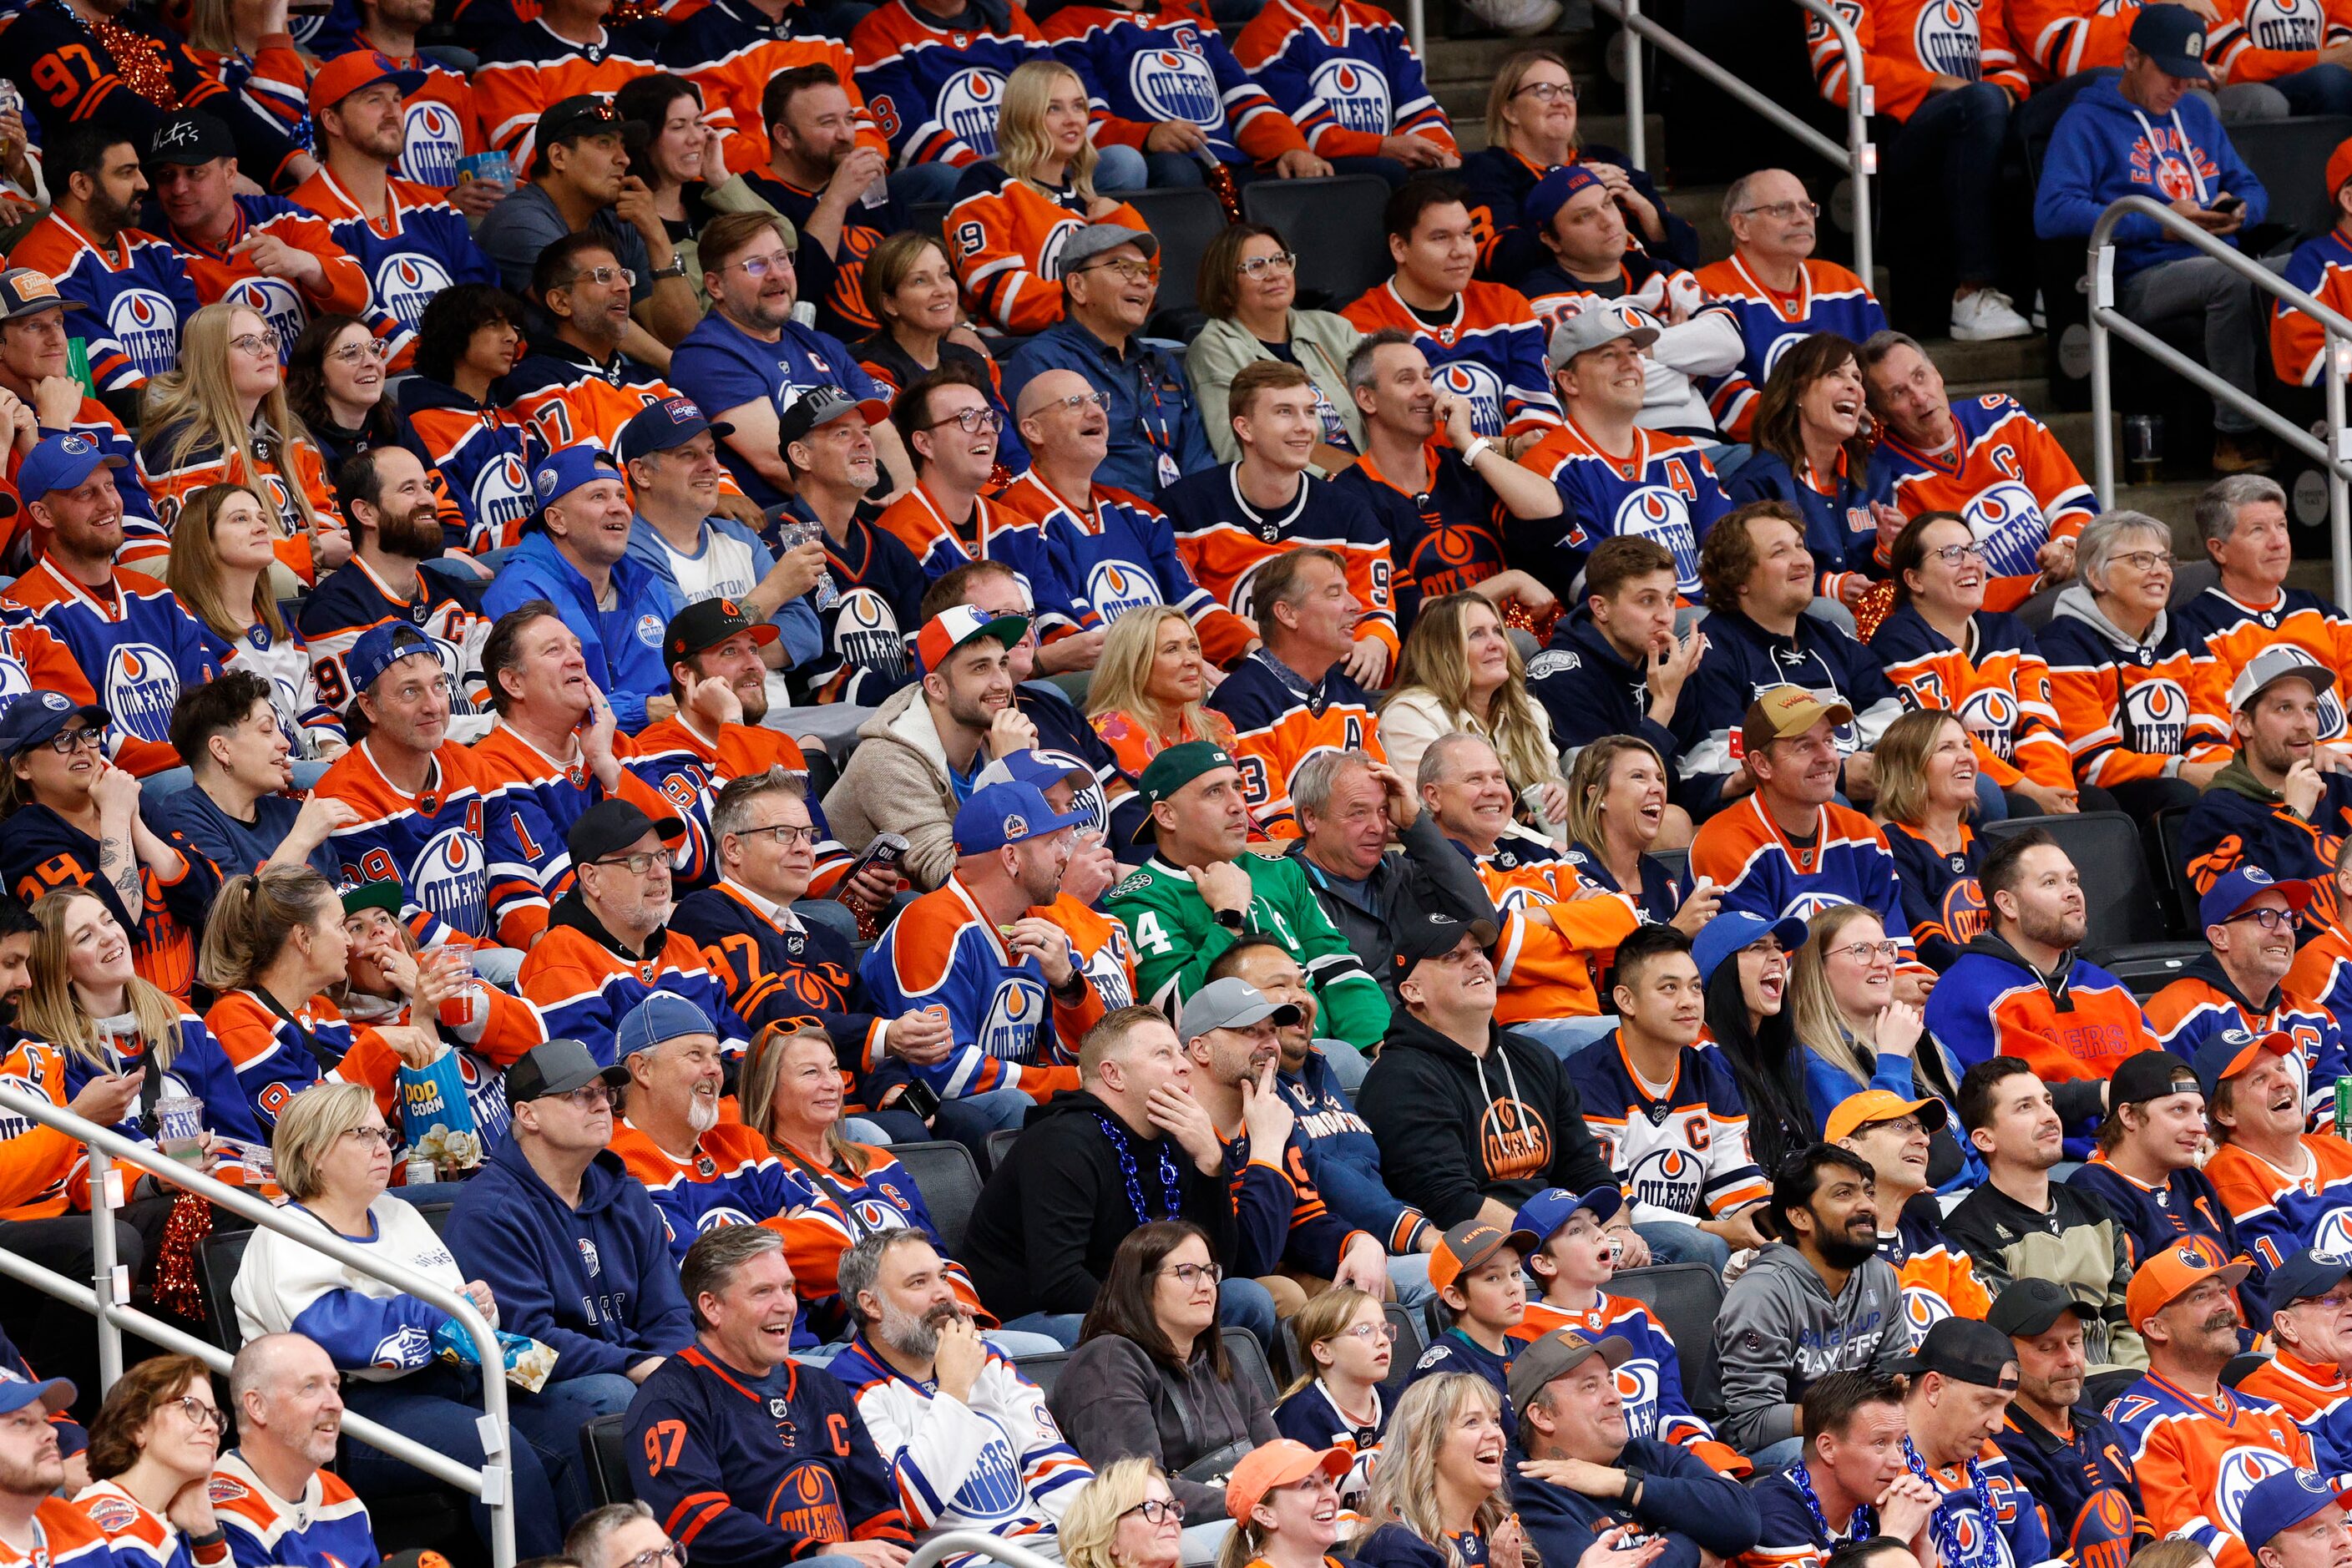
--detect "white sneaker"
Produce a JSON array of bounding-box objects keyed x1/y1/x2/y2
[
  {"x1": 1950, "y1": 286, "x2": 2034, "y2": 341},
  {"x1": 1459, "y1": 0, "x2": 1560, "y2": 34}
]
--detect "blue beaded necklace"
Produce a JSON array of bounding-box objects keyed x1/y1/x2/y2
[
  {"x1": 1788, "y1": 1457, "x2": 1874, "y2": 1547},
  {"x1": 1096, "y1": 1112, "x2": 1183, "y2": 1224},
  {"x1": 1903, "y1": 1436, "x2": 2005, "y2": 1568}
]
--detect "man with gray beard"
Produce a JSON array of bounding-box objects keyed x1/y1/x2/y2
[{"x1": 827, "y1": 1232, "x2": 1090, "y2": 1559}]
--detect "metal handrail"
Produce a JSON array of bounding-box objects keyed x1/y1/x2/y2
[
  {"x1": 1596, "y1": 0, "x2": 1874, "y2": 285},
  {"x1": 2086, "y1": 194, "x2": 2352, "y2": 607},
  {"x1": 0, "y1": 1083, "x2": 516, "y2": 1568},
  {"x1": 906, "y1": 1530, "x2": 1067, "y2": 1568}
]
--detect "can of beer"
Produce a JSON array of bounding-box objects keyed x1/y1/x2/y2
[{"x1": 2335, "y1": 1075, "x2": 2350, "y2": 1141}]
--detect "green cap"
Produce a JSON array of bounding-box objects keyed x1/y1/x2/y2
[
  {"x1": 338, "y1": 876, "x2": 403, "y2": 918},
  {"x1": 1134, "y1": 741, "x2": 1240, "y2": 843}
]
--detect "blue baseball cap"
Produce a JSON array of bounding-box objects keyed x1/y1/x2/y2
[
  {"x1": 616, "y1": 397, "x2": 735, "y2": 466},
  {"x1": 615, "y1": 991, "x2": 716, "y2": 1062},
  {"x1": 345, "y1": 623, "x2": 441, "y2": 696},
  {"x1": 953, "y1": 781, "x2": 1083, "y2": 855},
  {"x1": 0, "y1": 1376, "x2": 74, "y2": 1418},
  {"x1": 2129, "y1": 3, "x2": 2213, "y2": 79},
  {"x1": 530, "y1": 445, "x2": 622, "y2": 511},
  {"x1": 974, "y1": 749, "x2": 1092, "y2": 796},
  {"x1": 1514, "y1": 1186, "x2": 1624, "y2": 1258},
  {"x1": 2241, "y1": 1469, "x2": 2352, "y2": 1553},
  {"x1": 0, "y1": 691, "x2": 106, "y2": 759},
  {"x1": 1524, "y1": 164, "x2": 1608, "y2": 234},
  {"x1": 18, "y1": 432, "x2": 124, "y2": 500},
  {"x1": 2267, "y1": 1248, "x2": 2352, "y2": 1324},
  {"x1": 2200, "y1": 865, "x2": 2314, "y2": 930},
  {"x1": 1691, "y1": 909, "x2": 1810, "y2": 985}
]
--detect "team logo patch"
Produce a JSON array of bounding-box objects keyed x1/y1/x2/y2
[
  {"x1": 371, "y1": 1324, "x2": 432, "y2": 1368},
  {"x1": 105, "y1": 643, "x2": 179, "y2": 743},
  {"x1": 1612, "y1": 486, "x2": 1702, "y2": 596},
  {"x1": 636, "y1": 615, "x2": 664, "y2": 648},
  {"x1": 579, "y1": 1237, "x2": 602, "y2": 1277},
  {"x1": 224, "y1": 276, "x2": 306, "y2": 365},
  {"x1": 1902, "y1": 1282, "x2": 1957, "y2": 1345},
  {"x1": 411, "y1": 824, "x2": 488, "y2": 938},
  {"x1": 85, "y1": 1495, "x2": 139, "y2": 1533},
  {"x1": 2120, "y1": 677, "x2": 2189, "y2": 755},
  {"x1": 832, "y1": 586, "x2": 908, "y2": 680},
  {"x1": 402, "y1": 99, "x2": 465, "y2": 186},
  {"x1": 375, "y1": 253, "x2": 454, "y2": 333},
  {"x1": 939, "y1": 70, "x2": 1009, "y2": 158},
  {"x1": 1525, "y1": 650, "x2": 1579, "y2": 680},
  {"x1": 1087, "y1": 559, "x2": 1162, "y2": 622},
  {"x1": 952, "y1": 1437, "x2": 1029, "y2": 1520},
  {"x1": 473, "y1": 453, "x2": 534, "y2": 537},
  {"x1": 1432, "y1": 361, "x2": 1506, "y2": 438},
  {"x1": 695, "y1": 1206, "x2": 760, "y2": 1231},
  {"x1": 1613, "y1": 1358, "x2": 1662, "y2": 1437},
  {"x1": 2215, "y1": 1447, "x2": 2299, "y2": 1540},
  {"x1": 108, "y1": 289, "x2": 183, "y2": 383},
  {"x1": 1914, "y1": 0, "x2": 1982, "y2": 76},
  {"x1": 1309, "y1": 58, "x2": 1391, "y2": 134},
  {"x1": 978, "y1": 977, "x2": 1046, "y2": 1065},
  {"x1": 1130, "y1": 48, "x2": 1222, "y2": 128},
  {"x1": 1963, "y1": 480, "x2": 2054, "y2": 577}
]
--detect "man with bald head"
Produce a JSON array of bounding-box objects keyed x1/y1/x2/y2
[
  {"x1": 214, "y1": 1334, "x2": 381, "y2": 1568},
  {"x1": 1004, "y1": 225, "x2": 1214, "y2": 498},
  {"x1": 995, "y1": 365, "x2": 1257, "y2": 668}
]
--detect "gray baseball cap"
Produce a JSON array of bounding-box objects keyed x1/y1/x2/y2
[
  {"x1": 1546, "y1": 306, "x2": 1662, "y2": 373},
  {"x1": 1179, "y1": 977, "x2": 1301, "y2": 1045},
  {"x1": 1062, "y1": 223, "x2": 1161, "y2": 274}
]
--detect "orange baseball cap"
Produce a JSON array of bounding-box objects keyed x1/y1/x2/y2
[
  {"x1": 2331, "y1": 136, "x2": 2352, "y2": 204},
  {"x1": 2125, "y1": 1238, "x2": 2250, "y2": 1326},
  {"x1": 1226, "y1": 1440, "x2": 1349, "y2": 1521},
  {"x1": 1429, "y1": 1219, "x2": 1539, "y2": 1295},
  {"x1": 308, "y1": 50, "x2": 426, "y2": 116},
  {"x1": 1823, "y1": 1090, "x2": 1947, "y2": 1144}
]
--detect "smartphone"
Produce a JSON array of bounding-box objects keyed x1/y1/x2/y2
[
  {"x1": 835, "y1": 832, "x2": 909, "y2": 899},
  {"x1": 898, "y1": 1080, "x2": 942, "y2": 1120},
  {"x1": 2213, "y1": 195, "x2": 2244, "y2": 215}
]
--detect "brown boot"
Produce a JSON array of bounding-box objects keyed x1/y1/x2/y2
[{"x1": 2213, "y1": 431, "x2": 2276, "y2": 474}]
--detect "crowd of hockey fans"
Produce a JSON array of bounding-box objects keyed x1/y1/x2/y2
[{"x1": 0, "y1": 1, "x2": 2348, "y2": 1567}]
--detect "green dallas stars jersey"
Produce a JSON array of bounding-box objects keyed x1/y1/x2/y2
[{"x1": 1104, "y1": 852, "x2": 1390, "y2": 1049}]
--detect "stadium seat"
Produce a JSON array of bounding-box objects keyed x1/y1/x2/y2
[
  {"x1": 582, "y1": 1413, "x2": 636, "y2": 1506},
  {"x1": 886, "y1": 1140, "x2": 983, "y2": 1259},
  {"x1": 1125, "y1": 187, "x2": 1227, "y2": 320},
  {"x1": 199, "y1": 1228, "x2": 253, "y2": 1353},
  {"x1": 908, "y1": 203, "x2": 952, "y2": 243},
  {"x1": 1378, "y1": 1299, "x2": 1427, "y2": 1401},
  {"x1": 1609, "y1": 1262, "x2": 1726, "y2": 1419},
  {"x1": 416, "y1": 1201, "x2": 453, "y2": 1237},
  {"x1": 985, "y1": 1127, "x2": 1021, "y2": 1172},
  {"x1": 1979, "y1": 812, "x2": 2207, "y2": 985},
  {"x1": 1014, "y1": 1348, "x2": 1072, "y2": 1397},
  {"x1": 1646, "y1": 848, "x2": 1689, "y2": 890},
  {"x1": 2154, "y1": 807, "x2": 2202, "y2": 938},
  {"x1": 2228, "y1": 118, "x2": 2352, "y2": 244},
  {"x1": 1237, "y1": 176, "x2": 1393, "y2": 310},
  {"x1": 1222, "y1": 1326, "x2": 1281, "y2": 1409}
]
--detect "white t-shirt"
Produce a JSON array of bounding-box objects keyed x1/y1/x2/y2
[{"x1": 654, "y1": 523, "x2": 761, "y2": 606}]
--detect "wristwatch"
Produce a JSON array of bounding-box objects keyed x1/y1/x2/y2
[
  {"x1": 1213, "y1": 906, "x2": 1246, "y2": 930},
  {"x1": 649, "y1": 256, "x2": 688, "y2": 281}
]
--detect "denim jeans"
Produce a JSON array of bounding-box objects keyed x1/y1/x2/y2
[
  {"x1": 1095, "y1": 144, "x2": 1149, "y2": 193},
  {"x1": 888, "y1": 161, "x2": 962, "y2": 208},
  {"x1": 933, "y1": 1085, "x2": 1033, "y2": 1159},
  {"x1": 1005, "y1": 1279, "x2": 1275, "y2": 1350},
  {"x1": 1510, "y1": 1014, "x2": 1621, "y2": 1060},
  {"x1": 1633, "y1": 1219, "x2": 1731, "y2": 1278},
  {"x1": 2117, "y1": 255, "x2": 2269, "y2": 433},
  {"x1": 1884, "y1": 80, "x2": 2011, "y2": 286}
]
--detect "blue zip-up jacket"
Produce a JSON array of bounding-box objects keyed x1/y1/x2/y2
[
  {"x1": 1515, "y1": 1436, "x2": 1761, "y2": 1568},
  {"x1": 624, "y1": 512, "x2": 822, "y2": 670},
  {"x1": 2033, "y1": 75, "x2": 2267, "y2": 278},
  {"x1": 1004, "y1": 318, "x2": 1214, "y2": 498},
  {"x1": 443, "y1": 1136, "x2": 695, "y2": 1379},
  {"x1": 1527, "y1": 608, "x2": 1708, "y2": 812},
  {"x1": 483, "y1": 530, "x2": 681, "y2": 730},
  {"x1": 1275, "y1": 1047, "x2": 1432, "y2": 1254}
]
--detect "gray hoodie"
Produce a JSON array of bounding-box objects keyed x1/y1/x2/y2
[
  {"x1": 1715, "y1": 1242, "x2": 1909, "y2": 1452},
  {"x1": 2046, "y1": 580, "x2": 2173, "y2": 652},
  {"x1": 820, "y1": 685, "x2": 961, "y2": 893}
]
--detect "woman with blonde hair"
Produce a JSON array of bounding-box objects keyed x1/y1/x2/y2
[
  {"x1": 946, "y1": 60, "x2": 1148, "y2": 333},
  {"x1": 1872, "y1": 708, "x2": 1990, "y2": 972},
  {"x1": 1062, "y1": 1457, "x2": 1186, "y2": 1568},
  {"x1": 168, "y1": 483, "x2": 343, "y2": 766},
  {"x1": 1271, "y1": 1287, "x2": 1389, "y2": 1505},
  {"x1": 1089, "y1": 606, "x2": 1242, "y2": 781},
  {"x1": 1187, "y1": 223, "x2": 1363, "y2": 467},
  {"x1": 1378, "y1": 593, "x2": 1566, "y2": 830},
  {"x1": 1350, "y1": 1373, "x2": 1525, "y2": 1568},
  {"x1": 139, "y1": 304, "x2": 343, "y2": 586},
  {"x1": 1460, "y1": 48, "x2": 1692, "y2": 286},
  {"x1": 73, "y1": 1352, "x2": 226, "y2": 1560},
  {"x1": 1787, "y1": 903, "x2": 1949, "y2": 1142},
  {"x1": 1560, "y1": 736, "x2": 1707, "y2": 925},
  {"x1": 1213, "y1": 1441, "x2": 1352, "y2": 1568}
]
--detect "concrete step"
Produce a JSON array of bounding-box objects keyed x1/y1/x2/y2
[
  {"x1": 1948, "y1": 377, "x2": 2057, "y2": 417},
  {"x1": 2108, "y1": 478, "x2": 2211, "y2": 544},
  {"x1": 1924, "y1": 332, "x2": 2048, "y2": 386},
  {"x1": 1422, "y1": 31, "x2": 1605, "y2": 83}
]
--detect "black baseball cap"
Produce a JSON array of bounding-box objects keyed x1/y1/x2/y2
[
  {"x1": 1890, "y1": 1317, "x2": 2020, "y2": 1388},
  {"x1": 505, "y1": 1038, "x2": 629, "y2": 1104},
  {"x1": 1393, "y1": 912, "x2": 1500, "y2": 980},
  {"x1": 1985, "y1": 1277, "x2": 2095, "y2": 1338},
  {"x1": 147, "y1": 110, "x2": 235, "y2": 167},
  {"x1": 568, "y1": 798, "x2": 686, "y2": 867},
  {"x1": 777, "y1": 386, "x2": 868, "y2": 447},
  {"x1": 539, "y1": 94, "x2": 625, "y2": 149},
  {"x1": 665, "y1": 596, "x2": 780, "y2": 664},
  {"x1": 2129, "y1": 3, "x2": 2213, "y2": 78},
  {"x1": 2112, "y1": 1049, "x2": 2203, "y2": 1107}
]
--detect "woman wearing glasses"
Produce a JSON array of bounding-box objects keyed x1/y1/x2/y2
[
  {"x1": 946, "y1": 61, "x2": 1147, "y2": 336},
  {"x1": 1187, "y1": 223, "x2": 1363, "y2": 469},
  {"x1": 139, "y1": 305, "x2": 343, "y2": 586},
  {"x1": 1051, "y1": 1222, "x2": 1278, "y2": 1550},
  {"x1": 231, "y1": 1080, "x2": 575, "y2": 1560},
  {"x1": 168, "y1": 484, "x2": 345, "y2": 768},
  {"x1": 74, "y1": 1353, "x2": 230, "y2": 1567},
  {"x1": 1061, "y1": 1457, "x2": 1187, "y2": 1568},
  {"x1": 1788, "y1": 903, "x2": 1952, "y2": 1144},
  {"x1": 0, "y1": 696, "x2": 212, "y2": 1002},
  {"x1": 1271, "y1": 1287, "x2": 1389, "y2": 1505},
  {"x1": 2039, "y1": 510, "x2": 2230, "y2": 826},
  {"x1": 286, "y1": 316, "x2": 407, "y2": 480},
  {"x1": 1869, "y1": 512, "x2": 2085, "y2": 822},
  {"x1": 1459, "y1": 49, "x2": 1694, "y2": 291}
]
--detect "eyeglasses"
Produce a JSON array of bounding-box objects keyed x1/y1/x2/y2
[
  {"x1": 733, "y1": 823, "x2": 817, "y2": 848},
  {"x1": 1866, "y1": 1115, "x2": 1928, "y2": 1137},
  {"x1": 2110, "y1": 549, "x2": 2173, "y2": 574},
  {"x1": 342, "y1": 1125, "x2": 399, "y2": 1150},
  {"x1": 565, "y1": 266, "x2": 638, "y2": 289},
  {"x1": 169, "y1": 1396, "x2": 224, "y2": 1432},
  {"x1": 1161, "y1": 1261, "x2": 1223, "y2": 1287},
  {"x1": 1925, "y1": 543, "x2": 1987, "y2": 565},
  {"x1": 1080, "y1": 259, "x2": 1159, "y2": 284},
  {"x1": 1338, "y1": 1320, "x2": 1399, "y2": 1343},
  {"x1": 43, "y1": 726, "x2": 105, "y2": 756},
  {"x1": 928, "y1": 406, "x2": 1004, "y2": 435},
  {"x1": 1039, "y1": 390, "x2": 1110, "y2": 416},
  {"x1": 229, "y1": 330, "x2": 283, "y2": 357},
  {"x1": 559, "y1": 1083, "x2": 618, "y2": 1110},
  {"x1": 2228, "y1": 908, "x2": 2299, "y2": 932},
  {"x1": 721, "y1": 251, "x2": 796, "y2": 279},
  {"x1": 1121, "y1": 1500, "x2": 1185, "y2": 1525},
  {"x1": 1511, "y1": 80, "x2": 1577, "y2": 102},
  {"x1": 594, "y1": 850, "x2": 670, "y2": 875},
  {"x1": 618, "y1": 1544, "x2": 689, "y2": 1568},
  {"x1": 327, "y1": 340, "x2": 390, "y2": 366},
  {"x1": 1236, "y1": 251, "x2": 1298, "y2": 279},
  {"x1": 1738, "y1": 200, "x2": 1820, "y2": 221},
  {"x1": 1830, "y1": 940, "x2": 1902, "y2": 963}
]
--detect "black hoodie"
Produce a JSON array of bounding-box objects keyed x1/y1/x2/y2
[
  {"x1": 1356, "y1": 1009, "x2": 1614, "y2": 1229},
  {"x1": 964, "y1": 1089, "x2": 1239, "y2": 1319}
]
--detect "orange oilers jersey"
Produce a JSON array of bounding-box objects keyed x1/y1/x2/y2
[
  {"x1": 631, "y1": 715, "x2": 853, "y2": 898},
  {"x1": 1159, "y1": 461, "x2": 1398, "y2": 658},
  {"x1": 1477, "y1": 857, "x2": 1642, "y2": 1024},
  {"x1": 367, "y1": 47, "x2": 488, "y2": 187},
  {"x1": 2105, "y1": 1372, "x2": 2314, "y2": 1568},
  {"x1": 1692, "y1": 255, "x2": 1886, "y2": 442},
  {"x1": 1342, "y1": 278, "x2": 1560, "y2": 440},
  {"x1": 77, "y1": 1480, "x2": 235, "y2": 1568},
  {"x1": 1230, "y1": 0, "x2": 1458, "y2": 160},
  {"x1": 944, "y1": 167, "x2": 1147, "y2": 334},
  {"x1": 607, "y1": 1115, "x2": 859, "y2": 1292},
  {"x1": 2206, "y1": 1131, "x2": 2352, "y2": 1275},
  {"x1": 2208, "y1": 0, "x2": 2352, "y2": 80},
  {"x1": 849, "y1": 0, "x2": 1055, "y2": 170},
  {"x1": 2009, "y1": 0, "x2": 2146, "y2": 76},
  {"x1": 1807, "y1": 0, "x2": 2031, "y2": 124},
  {"x1": 2034, "y1": 609, "x2": 2232, "y2": 788},
  {"x1": 2287, "y1": 919, "x2": 2352, "y2": 1023},
  {"x1": 1864, "y1": 392, "x2": 2097, "y2": 607},
  {"x1": 132, "y1": 427, "x2": 333, "y2": 584},
  {"x1": 1202, "y1": 649, "x2": 1386, "y2": 837},
  {"x1": 1, "y1": 560, "x2": 225, "y2": 780},
  {"x1": 1053, "y1": 892, "x2": 1141, "y2": 1014},
  {"x1": 0, "y1": 1039, "x2": 87, "y2": 1218},
  {"x1": 473, "y1": 20, "x2": 664, "y2": 163},
  {"x1": 666, "y1": 28, "x2": 883, "y2": 178},
  {"x1": 165, "y1": 195, "x2": 382, "y2": 363},
  {"x1": 2275, "y1": 229, "x2": 2352, "y2": 386},
  {"x1": 498, "y1": 343, "x2": 750, "y2": 504},
  {"x1": 2172, "y1": 582, "x2": 2352, "y2": 745},
  {"x1": 0, "y1": 1500, "x2": 134, "y2": 1568},
  {"x1": 1866, "y1": 603, "x2": 2073, "y2": 791}
]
